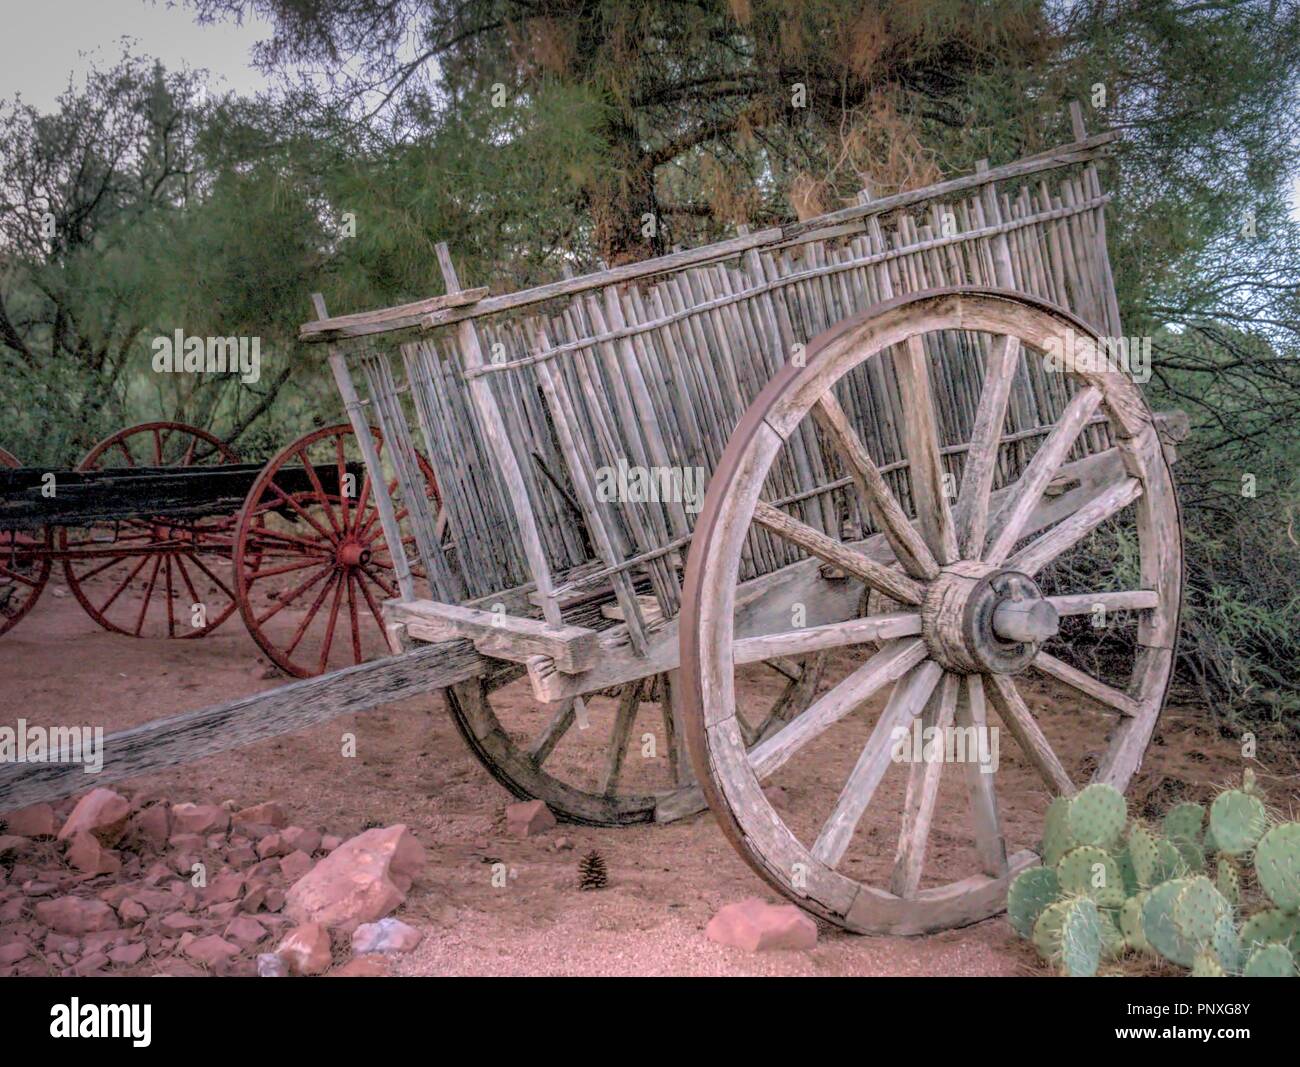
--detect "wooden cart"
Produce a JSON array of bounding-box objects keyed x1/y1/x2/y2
[
  {"x1": 0, "y1": 109, "x2": 1185, "y2": 936},
  {"x1": 1, "y1": 421, "x2": 437, "y2": 677}
]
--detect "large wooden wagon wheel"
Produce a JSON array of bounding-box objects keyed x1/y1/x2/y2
[
  {"x1": 60, "y1": 422, "x2": 242, "y2": 638},
  {"x1": 443, "y1": 653, "x2": 828, "y2": 826},
  {"x1": 681, "y1": 289, "x2": 1181, "y2": 934},
  {"x1": 0, "y1": 446, "x2": 53, "y2": 636},
  {"x1": 232, "y1": 424, "x2": 440, "y2": 678}
]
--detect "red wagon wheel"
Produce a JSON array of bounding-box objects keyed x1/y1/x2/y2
[
  {"x1": 232, "y1": 424, "x2": 440, "y2": 678},
  {"x1": 0, "y1": 446, "x2": 53, "y2": 636},
  {"x1": 60, "y1": 422, "x2": 242, "y2": 639}
]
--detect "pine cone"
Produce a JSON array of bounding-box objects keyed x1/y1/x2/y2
[{"x1": 578, "y1": 849, "x2": 608, "y2": 891}]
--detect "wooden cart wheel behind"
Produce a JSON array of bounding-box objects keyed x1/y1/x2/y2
[
  {"x1": 60, "y1": 422, "x2": 243, "y2": 639},
  {"x1": 232, "y1": 424, "x2": 440, "y2": 678},
  {"x1": 680, "y1": 289, "x2": 1182, "y2": 934},
  {"x1": 0, "y1": 447, "x2": 53, "y2": 636},
  {"x1": 443, "y1": 653, "x2": 827, "y2": 826}
]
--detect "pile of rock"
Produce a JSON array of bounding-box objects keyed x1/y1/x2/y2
[{"x1": 0, "y1": 788, "x2": 427, "y2": 978}]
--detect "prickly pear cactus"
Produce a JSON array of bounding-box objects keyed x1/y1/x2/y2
[
  {"x1": 1216, "y1": 856, "x2": 1241, "y2": 908},
  {"x1": 1172, "y1": 876, "x2": 1230, "y2": 943},
  {"x1": 1173, "y1": 837, "x2": 1206, "y2": 873},
  {"x1": 1209, "y1": 789, "x2": 1268, "y2": 856},
  {"x1": 1121, "y1": 892, "x2": 1150, "y2": 953},
  {"x1": 1008, "y1": 866, "x2": 1059, "y2": 938},
  {"x1": 1067, "y1": 783, "x2": 1127, "y2": 850},
  {"x1": 1058, "y1": 897, "x2": 1104, "y2": 977},
  {"x1": 1129, "y1": 824, "x2": 1160, "y2": 888},
  {"x1": 1242, "y1": 943, "x2": 1295, "y2": 978},
  {"x1": 1164, "y1": 802, "x2": 1205, "y2": 843},
  {"x1": 1155, "y1": 836, "x2": 1185, "y2": 882},
  {"x1": 1239, "y1": 908, "x2": 1300, "y2": 956},
  {"x1": 1032, "y1": 899, "x2": 1071, "y2": 960},
  {"x1": 1058, "y1": 845, "x2": 1124, "y2": 907},
  {"x1": 1042, "y1": 795, "x2": 1075, "y2": 866},
  {"x1": 1192, "y1": 949, "x2": 1225, "y2": 977},
  {"x1": 1143, "y1": 878, "x2": 1199, "y2": 967},
  {"x1": 1254, "y1": 823, "x2": 1300, "y2": 912},
  {"x1": 1212, "y1": 913, "x2": 1241, "y2": 974}
]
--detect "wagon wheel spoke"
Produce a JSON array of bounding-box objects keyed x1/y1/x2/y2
[
  {"x1": 297, "y1": 448, "x2": 345, "y2": 538},
  {"x1": 952, "y1": 334, "x2": 1021, "y2": 557},
  {"x1": 1006, "y1": 476, "x2": 1142, "y2": 575},
  {"x1": 527, "y1": 699, "x2": 576, "y2": 766},
  {"x1": 813, "y1": 392, "x2": 937, "y2": 579},
  {"x1": 181, "y1": 551, "x2": 236, "y2": 601},
  {"x1": 748, "y1": 638, "x2": 928, "y2": 780},
  {"x1": 1047, "y1": 590, "x2": 1159, "y2": 616},
  {"x1": 163, "y1": 555, "x2": 177, "y2": 637},
  {"x1": 132, "y1": 555, "x2": 164, "y2": 636},
  {"x1": 982, "y1": 672, "x2": 1075, "y2": 795},
  {"x1": 983, "y1": 385, "x2": 1103, "y2": 565},
  {"x1": 0, "y1": 560, "x2": 43, "y2": 587},
  {"x1": 890, "y1": 671, "x2": 960, "y2": 897},
  {"x1": 344, "y1": 571, "x2": 364, "y2": 664},
  {"x1": 172, "y1": 553, "x2": 204, "y2": 609},
  {"x1": 1032, "y1": 652, "x2": 1141, "y2": 717},
  {"x1": 959, "y1": 675, "x2": 1009, "y2": 877},
  {"x1": 894, "y1": 336, "x2": 959, "y2": 564},
  {"x1": 262, "y1": 479, "x2": 340, "y2": 545},
  {"x1": 243, "y1": 524, "x2": 334, "y2": 556},
  {"x1": 753, "y1": 500, "x2": 924, "y2": 605},
  {"x1": 600, "y1": 682, "x2": 642, "y2": 795},
  {"x1": 283, "y1": 569, "x2": 342, "y2": 657},
  {"x1": 96, "y1": 554, "x2": 152, "y2": 614},
  {"x1": 336, "y1": 435, "x2": 351, "y2": 531},
  {"x1": 351, "y1": 566, "x2": 396, "y2": 644},
  {"x1": 253, "y1": 562, "x2": 333, "y2": 625},
  {"x1": 317, "y1": 571, "x2": 348, "y2": 673},
  {"x1": 751, "y1": 652, "x2": 828, "y2": 744},
  {"x1": 243, "y1": 557, "x2": 325, "y2": 582},
  {"x1": 811, "y1": 661, "x2": 944, "y2": 868},
  {"x1": 733, "y1": 611, "x2": 922, "y2": 664}
]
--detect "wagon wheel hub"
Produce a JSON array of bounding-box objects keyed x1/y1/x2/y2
[
  {"x1": 920, "y1": 562, "x2": 1058, "y2": 675},
  {"x1": 335, "y1": 540, "x2": 371, "y2": 567}
]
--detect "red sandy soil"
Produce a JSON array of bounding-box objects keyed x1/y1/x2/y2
[{"x1": 1, "y1": 586, "x2": 1284, "y2": 977}]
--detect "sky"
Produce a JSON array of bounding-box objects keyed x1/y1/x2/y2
[
  {"x1": 1, "y1": 0, "x2": 1298, "y2": 220},
  {"x1": 0, "y1": 0, "x2": 275, "y2": 109}
]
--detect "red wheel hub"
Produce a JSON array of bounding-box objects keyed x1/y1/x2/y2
[{"x1": 336, "y1": 541, "x2": 371, "y2": 567}]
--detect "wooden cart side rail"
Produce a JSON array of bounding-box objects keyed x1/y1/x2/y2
[
  {"x1": 295, "y1": 131, "x2": 1116, "y2": 346},
  {"x1": 459, "y1": 194, "x2": 1110, "y2": 380},
  {"x1": 0, "y1": 641, "x2": 498, "y2": 812}
]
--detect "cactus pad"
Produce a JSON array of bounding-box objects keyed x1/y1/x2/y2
[
  {"x1": 1216, "y1": 856, "x2": 1240, "y2": 908},
  {"x1": 1042, "y1": 796, "x2": 1075, "y2": 866},
  {"x1": 1253, "y1": 822, "x2": 1300, "y2": 912},
  {"x1": 1058, "y1": 897, "x2": 1103, "y2": 977},
  {"x1": 1142, "y1": 878, "x2": 1198, "y2": 967},
  {"x1": 1128, "y1": 825, "x2": 1159, "y2": 887},
  {"x1": 1164, "y1": 802, "x2": 1205, "y2": 843},
  {"x1": 1155, "y1": 837, "x2": 1184, "y2": 882},
  {"x1": 1191, "y1": 949, "x2": 1225, "y2": 977},
  {"x1": 1058, "y1": 845, "x2": 1124, "y2": 906},
  {"x1": 1121, "y1": 892, "x2": 1150, "y2": 952},
  {"x1": 1172, "y1": 876, "x2": 1230, "y2": 943},
  {"x1": 1211, "y1": 913, "x2": 1241, "y2": 974},
  {"x1": 1239, "y1": 908, "x2": 1300, "y2": 956},
  {"x1": 1008, "y1": 866, "x2": 1059, "y2": 938},
  {"x1": 1067, "y1": 783, "x2": 1127, "y2": 850},
  {"x1": 1242, "y1": 943, "x2": 1294, "y2": 978},
  {"x1": 1032, "y1": 900, "x2": 1071, "y2": 960},
  {"x1": 1209, "y1": 789, "x2": 1268, "y2": 856},
  {"x1": 1173, "y1": 836, "x2": 1206, "y2": 874}
]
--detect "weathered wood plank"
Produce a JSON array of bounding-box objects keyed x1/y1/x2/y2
[
  {"x1": 299, "y1": 287, "x2": 488, "y2": 342},
  {"x1": 387, "y1": 598, "x2": 601, "y2": 673},
  {"x1": 0, "y1": 642, "x2": 492, "y2": 812}
]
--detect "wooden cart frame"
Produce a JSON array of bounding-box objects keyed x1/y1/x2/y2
[{"x1": 0, "y1": 107, "x2": 1185, "y2": 935}]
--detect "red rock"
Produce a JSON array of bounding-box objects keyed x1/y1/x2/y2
[
  {"x1": 44, "y1": 932, "x2": 80, "y2": 954},
  {"x1": 203, "y1": 870, "x2": 244, "y2": 904},
  {"x1": 351, "y1": 917, "x2": 422, "y2": 955},
  {"x1": 329, "y1": 954, "x2": 389, "y2": 977},
  {"x1": 127, "y1": 888, "x2": 175, "y2": 913},
  {"x1": 168, "y1": 832, "x2": 206, "y2": 853},
  {"x1": 224, "y1": 915, "x2": 267, "y2": 946},
  {"x1": 255, "y1": 952, "x2": 288, "y2": 977},
  {"x1": 108, "y1": 942, "x2": 147, "y2": 966},
  {"x1": 35, "y1": 896, "x2": 119, "y2": 935},
  {"x1": 57, "y1": 788, "x2": 131, "y2": 846},
  {"x1": 205, "y1": 833, "x2": 228, "y2": 852},
  {"x1": 160, "y1": 912, "x2": 202, "y2": 933},
  {"x1": 226, "y1": 845, "x2": 258, "y2": 867},
  {"x1": 143, "y1": 862, "x2": 173, "y2": 885},
  {"x1": 128, "y1": 804, "x2": 171, "y2": 850},
  {"x1": 281, "y1": 826, "x2": 321, "y2": 854},
  {"x1": 256, "y1": 833, "x2": 291, "y2": 859},
  {"x1": 118, "y1": 899, "x2": 148, "y2": 924},
  {"x1": 0, "y1": 897, "x2": 26, "y2": 922},
  {"x1": 320, "y1": 835, "x2": 342, "y2": 852},
  {"x1": 207, "y1": 900, "x2": 240, "y2": 922},
  {"x1": 0, "y1": 835, "x2": 30, "y2": 858},
  {"x1": 0, "y1": 942, "x2": 30, "y2": 965},
  {"x1": 22, "y1": 879, "x2": 56, "y2": 897},
  {"x1": 66, "y1": 832, "x2": 122, "y2": 876},
  {"x1": 73, "y1": 951, "x2": 110, "y2": 975},
  {"x1": 184, "y1": 935, "x2": 240, "y2": 968},
  {"x1": 83, "y1": 930, "x2": 123, "y2": 952},
  {"x1": 171, "y1": 803, "x2": 230, "y2": 836},
  {"x1": 276, "y1": 923, "x2": 332, "y2": 975},
  {"x1": 506, "y1": 800, "x2": 556, "y2": 838},
  {"x1": 264, "y1": 888, "x2": 285, "y2": 912},
  {"x1": 247, "y1": 859, "x2": 281, "y2": 881},
  {"x1": 279, "y1": 850, "x2": 313, "y2": 881},
  {"x1": 235, "y1": 802, "x2": 288, "y2": 832},
  {"x1": 283, "y1": 825, "x2": 425, "y2": 933},
  {"x1": 5, "y1": 803, "x2": 58, "y2": 838},
  {"x1": 705, "y1": 898, "x2": 818, "y2": 953}
]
